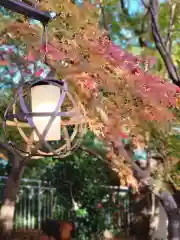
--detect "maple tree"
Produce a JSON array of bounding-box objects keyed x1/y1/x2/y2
[{"x1": 0, "y1": 0, "x2": 179, "y2": 239}]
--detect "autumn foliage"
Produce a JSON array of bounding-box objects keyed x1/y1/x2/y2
[{"x1": 0, "y1": 0, "x2": 179, "y2": 187}]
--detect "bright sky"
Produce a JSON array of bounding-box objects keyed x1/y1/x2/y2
[
  {"x1": 126, "y1": 0, "x2": 144, "y2": 15},
  {"x1": 127, "y1": 0, "x2": 166, "y2": 15}
]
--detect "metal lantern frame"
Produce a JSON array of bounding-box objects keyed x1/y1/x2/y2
[{"x1": 3, "y1": 78, "x2": 87, "y2": 158}]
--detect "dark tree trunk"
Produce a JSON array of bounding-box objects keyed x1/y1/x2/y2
[
  {"x1": 149, "y1": 0, "x2": 180, "y2": 87},
  {"x1": 0, "y1": 155, "x2": 25, "y2": 240},
  {"x1": 159, "y1": 192, "x2": 180, "y2": 240},
  {"x1": 130, "y1": 193, "x2": 151, "y2": 240}
]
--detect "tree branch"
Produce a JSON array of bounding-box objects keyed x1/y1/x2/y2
[
  {"x1": 141, "y1": 0, "x2": 180, "y2": 86},
  {"x1": 120, "y1": 0, "x2": 154, "y2": 50},
  {"x1": 0, "y1": 139, "x2": 28, "y2": 167},
  {"x1": 99, "y1": 0, "x2": 110, "y2": 38},
  {"x1": 166, "y1": 1, "x2": 176, "y2": 53},
  {"x1": 119, "y1": 0, "x2": 128, "y2": 15}
]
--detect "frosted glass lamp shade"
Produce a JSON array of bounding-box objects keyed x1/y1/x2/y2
[{"x1": 31, "y1": 84, "x2": 61, "y2": 141}]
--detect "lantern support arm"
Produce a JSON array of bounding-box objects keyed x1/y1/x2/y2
[{"x1": 0, "y1": 0, "x2": 53, "y2": 25}]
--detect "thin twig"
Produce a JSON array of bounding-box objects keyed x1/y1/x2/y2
[{"x1": 166, "y1": 1, "x2": 176, "y2": 53}]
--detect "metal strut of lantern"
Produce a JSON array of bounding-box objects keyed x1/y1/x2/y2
[{"x1": 3, "y1": 78, "x2": 87, "y2": 158}]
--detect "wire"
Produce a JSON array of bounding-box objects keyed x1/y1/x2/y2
[{"x1": 40, "y1": 24, "x2": 48, "y2": 63}]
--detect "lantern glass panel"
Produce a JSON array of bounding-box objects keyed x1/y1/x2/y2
[{"x1": 31, "y1": 84, "x2": 61, "y2": 141}]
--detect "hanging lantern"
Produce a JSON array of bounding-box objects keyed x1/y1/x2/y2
[{"x1": 3, "y1": 78, "x2": 87, "y2": 158}]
